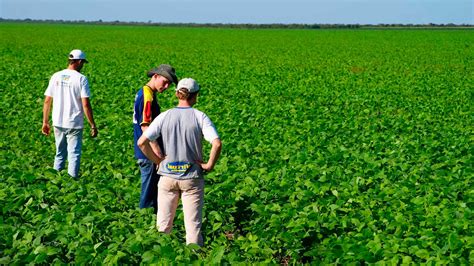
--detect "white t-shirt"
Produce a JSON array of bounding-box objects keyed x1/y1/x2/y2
[
  {"x1": 144, "y1": 107, "x2": 219, "y2": 179},
  {"x1": 44, "y1": 69, "x2": 90, "y2": 129}
]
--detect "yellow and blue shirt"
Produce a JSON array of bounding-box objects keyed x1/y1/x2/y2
[{"x1": 133, "y1": 85, "x2": 161, "y2": 159}]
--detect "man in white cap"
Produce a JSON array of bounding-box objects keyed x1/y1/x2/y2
[
  {"x1": 138, "y1": 78, "x2": 222, "y2": 246},
  {"x1": 42, "y1": 49, "x2": 98, "y2": 178},
  {"x1": 133, "y1": 64, "x2": 178, "y2": 213}
]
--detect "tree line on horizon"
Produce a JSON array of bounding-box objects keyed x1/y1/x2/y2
[{"x1": 1, "y1": 18, "x2": 472, "y2": 29}]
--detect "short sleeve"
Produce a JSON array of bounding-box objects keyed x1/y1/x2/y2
[
  {"x1": 144, "y1": 111, "x2": 166, "y2": 141},
  {"x1": 141, "y1": 87, "x2": 154, "y2": 125},
  {"x1": 44, "y1": 74, "x2": 55, "y2": 97},
  {"x1": 80, "y1": 76, "x2": 91, "y2": 98},
  {"x1": 201, "y1": 112, "x2": 219, "y2": 143}
]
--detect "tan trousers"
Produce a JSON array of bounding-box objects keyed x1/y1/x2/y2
[{"x1": 157, "y1": 175, "x2": 204, "y2": 246}]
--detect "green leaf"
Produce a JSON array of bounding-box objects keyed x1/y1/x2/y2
[
  {"x1": 415, "y1": 249, "x2": 430, "y2": 259},
  {"x1": 210, "y1": 246, "x2": 225, "y2": 264},
  {"x1": 142, "y1": 251, "x2": 155, "y2": 262}
]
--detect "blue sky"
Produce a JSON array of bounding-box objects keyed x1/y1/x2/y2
[{"x1": 1, "y1": 0, "x2": 473, "y2": 24}]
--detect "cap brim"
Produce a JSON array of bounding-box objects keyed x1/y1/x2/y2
[
  {"x1": 147, "y1": 70, "x2": 157, "y2": 78},
  {"x1": 170, "y1": 74, "x2": 178, "y2": 85},
  {"x1": 162, "y1": 73, "x2": 178, "y2": 85},
  {"x1": 171, "y1": 77, "x2": 178, "y2": 85}
]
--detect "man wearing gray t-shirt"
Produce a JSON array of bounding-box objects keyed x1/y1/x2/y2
[{"x1": 138, "y1": 78, "x2": 222, "y2": 246}]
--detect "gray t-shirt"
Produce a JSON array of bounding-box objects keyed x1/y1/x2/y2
[{"x1": 144, "y1": 107, "x2": 219, "y2": 179}]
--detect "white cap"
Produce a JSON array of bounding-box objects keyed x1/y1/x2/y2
[
  {"x1": 69, "y1": 49, "x2": 88, "y2": 62},
  {"x1": 176, "y1": 78, "x2": 200, "y2": 93}
]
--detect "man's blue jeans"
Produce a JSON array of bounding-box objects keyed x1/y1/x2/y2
[
  {"x1": 54, "y1": 127, "x2": 83, "y2": 178},
  {"x1": 137, "y1": 159, "x2": 159, "y2": 212}
]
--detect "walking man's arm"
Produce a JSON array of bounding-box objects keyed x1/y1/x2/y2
[
  {"x1": 42, "y1": 96, "x2": 53, "y2": 135},
  {"x1": 82, "y1": 98, "x2": 98, "y2": 137}
]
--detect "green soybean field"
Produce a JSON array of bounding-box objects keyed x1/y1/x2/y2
[{"x1": 1, "y1": 23, "x2": 473, "y2": 264}]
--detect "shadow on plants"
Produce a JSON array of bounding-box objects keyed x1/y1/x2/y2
[{"x1": 232, "y1": 195, "x2": 256, "y2": 235}]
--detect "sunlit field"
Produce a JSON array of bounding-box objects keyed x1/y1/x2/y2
[{"x1": 1, "y1": 22, "x2": 472, "y2": 264}]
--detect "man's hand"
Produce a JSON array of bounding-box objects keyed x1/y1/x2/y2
[
  {"x1": 155, "y1": 156, "x2": 166, "y2": 166},
  {"x1": 200, "y1": 163, "x2": 214, "y2": 172},
  {"x1": 42, "y1": 123, "x2": 50, "y2": 136},
  {"x1": 197, "y1": 160, "x2": 214, "y2": 172},
  {"x1": 138, "y1": 135, "x2": 165, "y2": 165},
  {"x1": 90, "y1": 127, "x2": 98, "y2": 138},
  {"x1": 199, "y1": 138, "x2": 222, "y2": 173}
]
